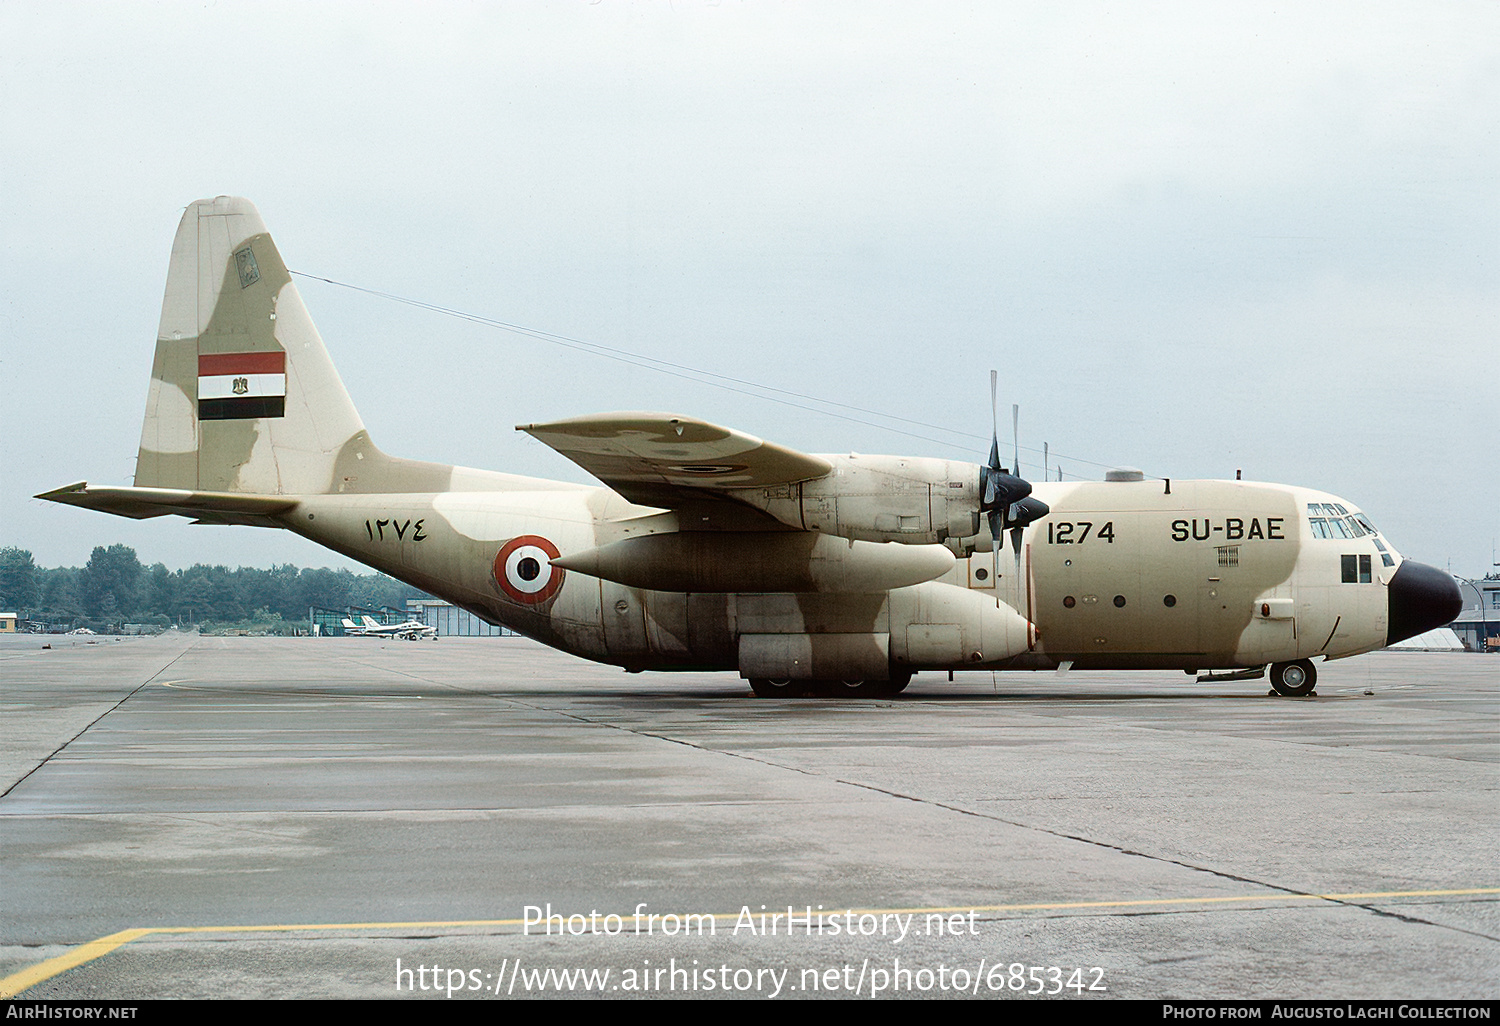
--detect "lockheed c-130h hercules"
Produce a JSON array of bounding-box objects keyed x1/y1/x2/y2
[{"x1": 39, "y1": 197, "x2": 1463, "y2": 698}]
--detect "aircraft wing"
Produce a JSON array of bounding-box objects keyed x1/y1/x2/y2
[{"x1": 518, "y1": 413, "x2": 832, "y2": 519}]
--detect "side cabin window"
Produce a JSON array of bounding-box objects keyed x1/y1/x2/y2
[{"x1": 1341, "y1": 554, "x2": 1372, "y2": 584}]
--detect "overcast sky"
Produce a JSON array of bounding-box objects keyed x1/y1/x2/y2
[{"x1": 3, "y1": 2, "x2": 1496, "y2": 578}]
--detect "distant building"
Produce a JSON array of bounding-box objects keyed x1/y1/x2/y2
[
  {"x1": 0, "y1": 613, "x2": 15, "y2": 633},
  {"x1": 1388, "y1": 627, "x2": 1465, "y2": 652},
  {"x1": 406, "y1": 599, "x2": 512, "y2": 637},
  {"x1": 1450, "y1": 578, "x2": 1500, "y2": 653},
  {"x1": 308, "y1": 607, "x2": 348, "y2": 637}
]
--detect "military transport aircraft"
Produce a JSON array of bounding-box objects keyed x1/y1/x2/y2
[{"x1": 39, "y1": 197, "x2": 1462, "y2": 697}]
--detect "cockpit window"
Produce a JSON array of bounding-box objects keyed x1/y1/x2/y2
[{"x1": 1309, "y1": 504, "x2": 1383, "y2": 543}]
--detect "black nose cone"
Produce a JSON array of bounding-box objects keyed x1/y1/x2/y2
[{"x1": 1386, "y1": 560, "x2": 1464, "y2": 646}]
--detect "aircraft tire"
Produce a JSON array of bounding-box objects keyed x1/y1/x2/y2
[
  {"x1": 749, "y1": 678, "x2": 802, "y2": 698},
  {"x1": 1269, "y1": 659, "x2": 1316, "y2": 697},
  {"x1": 834, "y1": 679, "x2": 889, "y2": 698},
  {"x1": 830, "y1": 672, "x2": 912, "y2": 698}
]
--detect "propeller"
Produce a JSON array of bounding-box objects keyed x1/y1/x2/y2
[{"x1": 978, "y1": 372, "x2": 1050, "y2": 574}]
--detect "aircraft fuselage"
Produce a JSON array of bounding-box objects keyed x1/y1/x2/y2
[{"x1": 286, "y1": 470, "x2": 1411, "y2": 679}]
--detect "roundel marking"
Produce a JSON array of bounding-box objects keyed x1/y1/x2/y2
[{"x1": 494, "y1": 535, "x2": 564, "y2": 605}]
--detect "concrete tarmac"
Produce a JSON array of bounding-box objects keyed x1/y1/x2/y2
[{"x1": 1, "y1": 633, "x2": 1495, "y2": 1000}]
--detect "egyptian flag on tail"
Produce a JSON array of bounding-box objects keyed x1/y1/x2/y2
[{"x1": 197, "y1": 351, "x2": 286, "y2": 420}]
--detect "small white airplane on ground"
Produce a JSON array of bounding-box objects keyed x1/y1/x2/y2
[
  {"x1": 340, "y1": 616, "x2": 437, "y2": 641},
  {"x1": 39, "y1": 198, "x2": 1462, "y2": 697}
]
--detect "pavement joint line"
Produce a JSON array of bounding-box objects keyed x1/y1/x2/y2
[
  {"x1": 2, "y1": 887, "x2": 1495, "y2": 998},
  {"x1": 0, "y1": 641, "x2": 197, "y2": 800},
  {"x1": 544, "y1": 716, "x2": 1343, "y2": 910}
]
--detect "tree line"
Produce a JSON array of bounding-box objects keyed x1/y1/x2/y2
[{"x1": 0, "y1": 545, "x2": 428, "y2": 632}]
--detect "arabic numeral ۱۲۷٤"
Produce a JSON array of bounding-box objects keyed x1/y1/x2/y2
[{"x1": 365, "y1": 518, "x2": 427, "y2": 542}]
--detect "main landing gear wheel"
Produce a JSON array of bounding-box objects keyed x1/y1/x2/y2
[
  {"x1": 836, "y1": 679, "x2": 888, "y2": 697},
  {"x1": 749, "y1": 678, "x2": 801, "y2": 698},
  {"x1": 1269, "y1": 659, "x2": 1317, "y2": 697},
  {"x1": 830, "y1": 671, "x2": 913, "y2": 698}
]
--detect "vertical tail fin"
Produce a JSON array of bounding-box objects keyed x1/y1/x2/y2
[
  {"x1": 41, "y1": 197, "x2": 466, "y2": 521},
  {"x1": 136, "y1": 196, "x2": 367, "y2": 495}
]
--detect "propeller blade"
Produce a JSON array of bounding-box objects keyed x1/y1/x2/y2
[
  {"x1": 990, "y1": 370, "x2": 998, "y2": 441},
  {"x1": 988, "y1": 370, "x2": 1001, "y2": 472},
  {"x1": 988, "y1": 509, "x2": 1002, "y2": 582},
  {"x1": 1012, "y1": 403, "x2": 1020, "y2": 478}
]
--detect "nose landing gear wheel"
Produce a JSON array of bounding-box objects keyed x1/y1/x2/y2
[{"x1": 1269, "y1": 659, "x2": 1316, "y2": 697}]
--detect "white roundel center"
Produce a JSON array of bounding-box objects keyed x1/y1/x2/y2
[{"x1": 504, "y1": 543, "x2": 553, "y2": 595}]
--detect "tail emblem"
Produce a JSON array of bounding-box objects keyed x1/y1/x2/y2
[
  {"x1": 234, "y1": 246, "x2": 260, "y2": 288},
  {"x1": 232, "y1": 377, "x2": 249, "y2": 395}
]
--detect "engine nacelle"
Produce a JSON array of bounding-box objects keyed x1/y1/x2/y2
[{"x1": 726, "y1": 454, "x2": 982, "y2": 545}]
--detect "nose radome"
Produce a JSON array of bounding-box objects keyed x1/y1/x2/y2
[{"x1": 1386, "y1": 561, "x2": 1464, "y2": 646}]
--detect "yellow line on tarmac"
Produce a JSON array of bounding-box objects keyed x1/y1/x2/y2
[
  {"x1": 159, "y1": 918, "x2": 527, "y2": 934},
  {"x1": 0, "y1": 930, "x2": 152, "y2": 999},
  {"x1": 3, "y1": 887, "x2": 1494, "y2": 997}
]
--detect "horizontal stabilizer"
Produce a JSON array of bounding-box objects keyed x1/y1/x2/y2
[{"x1": 37, "y1": 482, "x2": 297, "y2": 526}]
